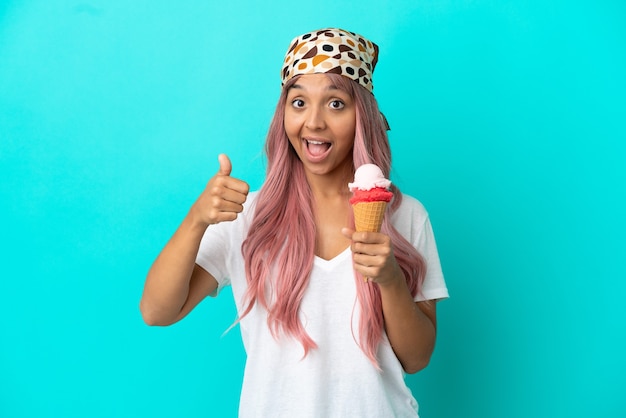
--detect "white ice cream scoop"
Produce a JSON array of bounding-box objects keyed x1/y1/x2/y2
[{"x1": 348, "y1": 164, "x2": 391, "y2": 191}]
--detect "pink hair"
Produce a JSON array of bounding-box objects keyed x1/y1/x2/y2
[{"x1": 240, "y1": 74, "x2": 426, "y2": 366}]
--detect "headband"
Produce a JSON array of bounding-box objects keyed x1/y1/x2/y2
[{"x1": 281, "y1": 28, "x2": 379, "y2": 93}]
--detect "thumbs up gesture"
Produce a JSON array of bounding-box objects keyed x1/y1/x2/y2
[{"x1": 191, "y1": 154, "x2": 250, "y2": 227}]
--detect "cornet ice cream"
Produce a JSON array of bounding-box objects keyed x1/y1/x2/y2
[{"x1": 348, "y1": 164, "x2": 393, "y2": 232}]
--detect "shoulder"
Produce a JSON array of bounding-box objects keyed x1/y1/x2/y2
[
  {"x1": 391, "y1": 193, "x2": 429, "y2": 224},
  {"x1": 390, "y1": 193, "x2": 430, "y2": 242}
]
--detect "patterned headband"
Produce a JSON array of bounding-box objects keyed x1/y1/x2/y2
[{"x1": 281, "y1": 28, "x2": 379, "y2": 93}]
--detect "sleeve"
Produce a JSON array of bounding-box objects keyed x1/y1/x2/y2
[
  {"x1": 196, "y1": 220, "x2": 233, "y2": 297},
  {"x1": 413, "y1": 215, "x2": 449, "y2": 302},
  {"x1": 195, "y1": 191, "x2": 257, "y2": 296},
  {"x1": 394, "y1": 194, "x2": 449, "y2": 302}
]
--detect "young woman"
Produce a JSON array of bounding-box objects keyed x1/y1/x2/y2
[{"x1": 140, "y1": 28, "x2": 448, "y2": 417}]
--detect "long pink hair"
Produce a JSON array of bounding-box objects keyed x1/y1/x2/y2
[{"x1": 240, "y1": 74, "x2": 426, "y2": 366}]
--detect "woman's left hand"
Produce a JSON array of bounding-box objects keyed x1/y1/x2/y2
[{"x1": 341, "y1": 228, "x2": 402, "y2": 286}]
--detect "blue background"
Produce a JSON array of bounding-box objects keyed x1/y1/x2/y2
[{"x1": 1, "y1": 1, "x2": 625, "y2": 417}]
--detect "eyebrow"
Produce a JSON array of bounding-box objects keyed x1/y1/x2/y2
[{"x1": 290, "y1": 83, "x2": 341, "y2": 92}]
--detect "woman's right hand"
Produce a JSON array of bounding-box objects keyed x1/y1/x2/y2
[{"x1": 190, "y1": 154, "x2": 250, "y2": 227}]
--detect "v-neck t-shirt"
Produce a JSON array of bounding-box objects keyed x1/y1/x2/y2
[{"x1": 196, "y1": 191, "x2": 449, "y2": 417}]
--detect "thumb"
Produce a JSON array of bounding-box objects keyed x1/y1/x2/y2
[
  {"x1": 217, "y1": 154, "x2": 232, "y2": 176},
  {"x1": 341, "y1": 227, "x2": 355, "y2": 239}
]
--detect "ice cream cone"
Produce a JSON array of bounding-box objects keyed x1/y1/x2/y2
[{"x1": 352, "y1": 201, "x2": 387, "y2": 232}]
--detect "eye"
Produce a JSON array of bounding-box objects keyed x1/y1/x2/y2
[
  {"x1": 329, "y1": 100, "x2": 345, "y2": 110},
  {"x1": 291, "y1": 99, "x2": 305, "y2": 108}
]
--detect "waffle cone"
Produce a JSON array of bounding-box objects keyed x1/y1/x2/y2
[{"x1": 352, "y1": 201, "x2": 387, "y2": 232}]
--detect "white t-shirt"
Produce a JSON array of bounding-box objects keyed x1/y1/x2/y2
[{"x1": 196, "y1": 192, "x2": 448, "y2": 418}]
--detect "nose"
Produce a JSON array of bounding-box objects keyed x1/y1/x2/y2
[{"x1": 304, "y1": 106, "x2": 326, "y2": 130}]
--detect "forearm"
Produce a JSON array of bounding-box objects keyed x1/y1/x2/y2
[
  {"x1": 378, "y1": 275, "x2": 436, "y2": 374},
  {"x1": 140, "y1": 211, "x2": 208, "y2": 325}
]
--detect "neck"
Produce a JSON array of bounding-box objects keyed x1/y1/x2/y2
[{"x1": 305, "y1": 166, "x2": 353, "y2": 200}]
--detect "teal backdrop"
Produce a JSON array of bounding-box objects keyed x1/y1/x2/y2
[{"x1": 1, "y1": 1, "x2": 625, "y2": 417}]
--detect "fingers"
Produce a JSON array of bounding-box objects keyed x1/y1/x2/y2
[
  {"x1": 352, "y1": 242, "x2": 392, "y2": 260},
  {"x1": 205, "y1": 191, "x2": 246, "y2": 223},
  {"x1": 345, "y1": 229, "x2": 390, "y2": 262},
  {"x1": 342, "y1": 228, "x2": 388, "y2": 250},
  {"x1": 343, "y1": 227, "x2": 396, "y2": 283},
  {"x1": 351, "y1": 248, "x2": 392, "y2": 285},
  {"x1": 344, "y1": 230, "x2": 389, "y2": 258},
  {"x1": 210, "y1": 175, "x2": 249, "y2": 202}
]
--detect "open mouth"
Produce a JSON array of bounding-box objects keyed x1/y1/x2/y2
[{"x1": 305, "y1": 139, "x2": 332, "y2": 157}]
